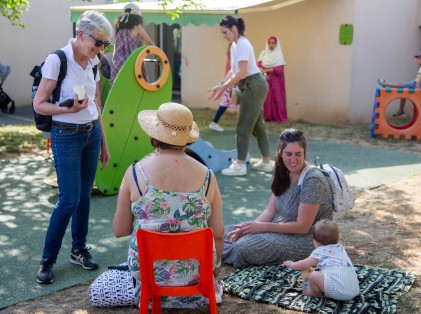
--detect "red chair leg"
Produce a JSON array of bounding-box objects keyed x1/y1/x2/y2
[
  {"x1": 208, "y1": 293, "x2": 218, "y2": 314},
  {"x1": 152, "y1": 295, "x2": 161, "y2": 314},
  {"x1": 140, "y1": 293, "x2": 149, "y2": 314}
]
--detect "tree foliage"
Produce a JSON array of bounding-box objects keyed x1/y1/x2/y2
[
  {"x1": 0, "y1": 0, "x2": 30, "y2": 28},
  {"x1": 157, "y1": 0, "x2": 204, "y2": 20},
  {"x1": 0, "y1": 0, "x2": 204, "y2": 28}
]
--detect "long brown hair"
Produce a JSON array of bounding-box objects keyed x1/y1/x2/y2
[
  {"x1": 271, "y1": 129, "x2": 307, "y2": 196},
  {"x1": 115, "y1": 13, "x2": 143, "y2": 33}
]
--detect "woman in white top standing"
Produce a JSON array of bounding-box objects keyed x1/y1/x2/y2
[
  {"x1": 33, "y1": 11, "x2": 112, "y2": 284},
  {"x1": 209, "y1": 15, "x2": 273, "y2": 176}
]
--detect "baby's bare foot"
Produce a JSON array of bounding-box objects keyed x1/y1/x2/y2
[{"x1": 303, "y1": 289, "x2": 323, "y2": 298}]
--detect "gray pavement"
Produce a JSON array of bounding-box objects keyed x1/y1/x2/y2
[{"x1": 0, "y1": 105, "x2": 34, "y2": 125}]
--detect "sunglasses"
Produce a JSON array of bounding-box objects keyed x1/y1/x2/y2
[
  {"x1": 280, "y1": 128, "x2": 304, "y2": 142},
  {"x1": 87, "y1": 33, "x2": 110, "y2": 48}
]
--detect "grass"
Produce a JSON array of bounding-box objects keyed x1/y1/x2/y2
[
  {"x1": 0, "y1": 125, "x2": 46, "y2": 157},
  {"x1": 1, "y1": 108, "x2": 421, "y2": 160},
  {"x1": 340, "y1": 211, "x2": 356, "y2": 221},
  {"x1": 196, "y1": 108, "x2": 421, "y2": 153}
]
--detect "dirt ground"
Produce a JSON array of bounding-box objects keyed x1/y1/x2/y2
[{"x1": 2, "y1": 157, "x2": 420, "y2": 314}]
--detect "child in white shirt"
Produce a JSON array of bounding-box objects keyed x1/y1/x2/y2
[{"x1": 283, "y1": 220, "x2": 359, "y2": 301}]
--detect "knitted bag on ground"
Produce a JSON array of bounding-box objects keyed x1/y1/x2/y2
[{"x1": 89, "y1": 268, "x2": 136, "y2": 307}]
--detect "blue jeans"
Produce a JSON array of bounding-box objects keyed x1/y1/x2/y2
[
  {"x1": 213, "y1": 106, "x2": 228, "y2": 123},
  {"x1": 42, "y1": 121, "x2": 101, "y2": 260}
]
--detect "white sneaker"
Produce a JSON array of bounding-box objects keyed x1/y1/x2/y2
[
  {"x1": 221, "y1": 161, "x2": 247, "y2": 176},
  {"x1": 251, "y1": 160, "x2": 274, "y2": 173},
  {"x1": 209, "y1": 122, "x2": 224, "y2": 132}
]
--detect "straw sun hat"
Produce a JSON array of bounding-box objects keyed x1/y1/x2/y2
[{"x1": 138, "y1": 102, "x2": 199, "y2": 146}]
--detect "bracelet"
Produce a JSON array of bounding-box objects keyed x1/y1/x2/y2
[{"x1": 215, "y1": 259, "x2": 222, "y2": 268}]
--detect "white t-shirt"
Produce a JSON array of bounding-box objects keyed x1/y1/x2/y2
[
  {"x1": 310, "y1": 243, "x2": 354, "y2": 269},
  {"x1": 230, "y1": 36, "x2": 260, "y2": 77},
  {"x1": 41, "y1": 39, "x2": 100, "y2": 124}
]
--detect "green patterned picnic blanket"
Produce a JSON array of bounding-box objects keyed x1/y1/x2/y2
[{"x1": 220, "y1": 265, "x2": 415, "y2": 313}]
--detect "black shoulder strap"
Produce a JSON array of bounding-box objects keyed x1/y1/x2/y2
[
  {"x1": 205, "y1": 168, "x2": 211, "y2": 196},
  {"x1": 51, "y1": 50, "x2": 67, "y2": 104},
  {"x1": 93, "y1": 64, "x2": 98, "y2": 80}
]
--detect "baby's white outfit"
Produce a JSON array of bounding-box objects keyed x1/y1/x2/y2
[{"x1": 310, "y1": 243, "x2": 359, "y2": 301}]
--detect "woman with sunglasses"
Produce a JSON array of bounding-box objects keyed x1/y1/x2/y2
[
  {"x1": 33, "y1": 11, "x2": 113, "y2": 284},
  {"x1": 222, "y1": 129, "x2": 334, "y2": 267},
  {"x1": 111, "y1": 3, "x2": 154, "y2": 85}
]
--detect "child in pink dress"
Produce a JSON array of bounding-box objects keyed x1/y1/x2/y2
[
  {"x1": 111, "y1": 3, "x2": 154, "y2": 85},
  {"x1": 209, "y1": 43, "x2": 239, "y2": 132}
]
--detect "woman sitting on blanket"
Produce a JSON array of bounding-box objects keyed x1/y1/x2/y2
[{"x1": 222, "y1": 128, "x2": 334, "y2": 267}]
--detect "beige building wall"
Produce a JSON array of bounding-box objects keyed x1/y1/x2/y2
[
  {"x1": 181, "y1": 24, "x2": 227, "y2": 109},
  {"x1": 241, "y1": 0, "x2": 355, "y2": 124},
  {"x1": 3, "y1": 0, "x2": 421, "y2": 125},
  {"x1": 0, "y1": 0, "x2": 107, "y2": 106},
  {"x1": 182, "y1": 0, "x2": 355, "y2": 124},
  {"x1": 182, "y1": 0, "x2": 421, "y2": 124},
  {"x1": 349, "y1": 0, "x2": 421, "y2": 123}
]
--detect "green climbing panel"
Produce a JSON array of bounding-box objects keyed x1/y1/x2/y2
[{"x1": 95, "y1": 46, "x2": 172, "y2": 195}]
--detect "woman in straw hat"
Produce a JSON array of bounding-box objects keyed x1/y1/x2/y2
[
  {"x1": 111, "y1": 2, "x2": 154, "y2": 84},
  {"x1": 90, "y1": 103, "x2": 224, "y2": 308}
]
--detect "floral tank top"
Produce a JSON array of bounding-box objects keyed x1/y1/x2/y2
[{"x1": 127, "y1": 163, "x2": 213, "y2": 308}]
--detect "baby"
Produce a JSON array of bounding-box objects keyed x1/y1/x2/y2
[{"x1": 283, "y1": 220, "x2": 359, "y2": 301}]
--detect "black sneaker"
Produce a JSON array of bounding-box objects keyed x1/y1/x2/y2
[
  {"x1": 37, "y1": 258, "x2": 55, "y2": 284},
  {"x1": 70, "y1": 247, "x2": 99, "y2": 270}
]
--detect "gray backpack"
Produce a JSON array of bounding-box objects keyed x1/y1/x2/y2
[{"x1": 298, "y1": 158, "x2": 355, "y2": 212}]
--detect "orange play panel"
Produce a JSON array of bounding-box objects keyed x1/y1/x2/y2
[{"x1": 371, "y1": 87, "x2": 421, "y2": 140}]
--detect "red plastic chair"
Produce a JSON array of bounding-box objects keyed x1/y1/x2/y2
[{"x1": 136, "y1": 227, "x2": 217, "y2": 314}]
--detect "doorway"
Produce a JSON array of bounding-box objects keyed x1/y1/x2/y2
[{"x1": 145, "y1": 23, "x2": 182, "y2": 102}]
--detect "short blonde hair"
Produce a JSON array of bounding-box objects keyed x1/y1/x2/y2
[{"x1": 312, "y1": 219, "x2": 339, "y2": 245}]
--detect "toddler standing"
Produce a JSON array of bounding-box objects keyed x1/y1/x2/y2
[
  {"x1": 283, "y1": 220, "x2": 359, "y2": 301},
  {"x1": 377, "y1": 52, "x2": 421, "y2": 116}
]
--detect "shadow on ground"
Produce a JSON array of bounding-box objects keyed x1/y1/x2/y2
[{"x1": 1, "y1": 129, "x2": 421, "y2": 309}]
